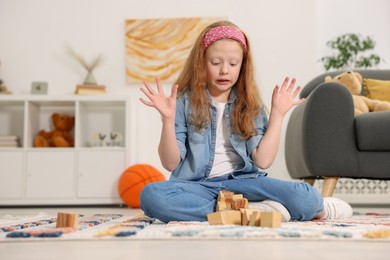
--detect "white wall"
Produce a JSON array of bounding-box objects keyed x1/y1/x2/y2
[
  {"x1": 1, "y1": 0, "x2": 388, "y2": 180},
  {"x1": 316, "y1": 0, "x2": 390, "y2": 72}
]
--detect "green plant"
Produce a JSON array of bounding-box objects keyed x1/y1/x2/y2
[{"x1": 320, "y1": 33, "x2": 384, "y2": 71}]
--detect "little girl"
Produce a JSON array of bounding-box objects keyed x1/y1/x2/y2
[{"x1": 139, "y1": 20, "x2": 352, "y2": 223}]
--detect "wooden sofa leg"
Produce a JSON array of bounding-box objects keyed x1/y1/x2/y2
[
  {"x1": 322, "y1": 177, "x2": 339, "y2": 197},
  {"x1": 304, "y1": 179, "x2": 315, "y2": 186}
]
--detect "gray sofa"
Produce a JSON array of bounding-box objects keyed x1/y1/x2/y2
[{"x1": 285, "y1": 70, "x2": 390, "y2": 197}]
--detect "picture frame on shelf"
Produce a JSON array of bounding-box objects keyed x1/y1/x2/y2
[{"x1": 31, "y1": 82, "x2": 48, "y2": 95}]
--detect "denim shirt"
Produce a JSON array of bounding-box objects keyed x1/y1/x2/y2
[{"x1": 170, "y1": 90, "x2": 268, "y2": 181}]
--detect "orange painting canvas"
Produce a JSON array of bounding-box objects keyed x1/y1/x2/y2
[{"x1": 125, "y1": 17, "x2": 224, "y2": 84}]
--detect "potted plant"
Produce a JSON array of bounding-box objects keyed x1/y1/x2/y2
[{"x1": 319, "y1": 33, "x2": 384, "y2": 71}]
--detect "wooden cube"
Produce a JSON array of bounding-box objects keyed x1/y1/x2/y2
[
  {"x1": 260, "y1": 211, "x2": 281, "y2": 228},
  {"x1": 218, "y1": 190, "x2": 234, "y2": 200},
  {"x1": 232, "y1": 198, "x2": 248, "y2": 210},
  {"x1": 207, "y1": 210, "x2": 242, "y2": 225},
  {"x1": 56, "y1": 212, "x2": 78, "y2": 228},
  {"x1": 216, "y1": 200, "x2": 231, "y2": 211},
  {"x1": 249, "y1": 211, "x2": 261, "y2": 226},
  {"x1": 240, "y1": 209, "x2": 261, "y2": 226},
  {"x1": 232, "y1": 194, "x2": 244, "y2": 199}
]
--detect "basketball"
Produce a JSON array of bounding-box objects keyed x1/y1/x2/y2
[{"x1": 118, "y1": 164, "x2": 166, "y2": 208}]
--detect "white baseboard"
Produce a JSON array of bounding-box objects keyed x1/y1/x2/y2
[{"x1": 314, "y1": 178, "x2": 390, "y2": 205}]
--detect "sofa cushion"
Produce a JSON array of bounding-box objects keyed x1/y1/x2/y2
[
  {"x1": 355, "y1": 111, "x2": 390, "y2": 151},
  {"x1": 363, "y1": 78, "x2": 390, "y2": 102}
]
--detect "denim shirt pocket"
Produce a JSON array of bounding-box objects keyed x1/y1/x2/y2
[{"x1": 187, "y1": 115, "x2": 209, "y2": 144}]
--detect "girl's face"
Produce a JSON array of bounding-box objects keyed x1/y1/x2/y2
[{"x1": 205, "y1": 39, "x2": 244, "y2": 103}]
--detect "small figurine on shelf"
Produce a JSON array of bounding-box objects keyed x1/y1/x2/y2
[
  {"x1": 66, "y1": 46, "x2": 107, "y2": 95},
  {"x1": 91, "y1": 132, "x2": 123, "y2": 147},
  {"x1": 91, "y1": 132, "x2": 106, "y2": 147},
  {"x1": 0, "y1": 80, "x2": 12, "y2": 95},
  {"x1": 0, "y1": 60, "x2": 12, "y2": 95},
  {"x1": 110, "y1": 132, "x2": 123, "y2": 147}
]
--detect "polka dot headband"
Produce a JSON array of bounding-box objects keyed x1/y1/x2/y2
[{"x1": 203, "y1": 25, "x2": 247, "y2": 52}]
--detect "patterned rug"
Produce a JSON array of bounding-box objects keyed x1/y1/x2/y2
[{"x1": 1, "y1": 212, "x2": 390, "y2": 241}]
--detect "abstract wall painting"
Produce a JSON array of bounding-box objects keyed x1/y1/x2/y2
[{"x1": 125, "y1": 17, "x2": 225, "y2": 84}]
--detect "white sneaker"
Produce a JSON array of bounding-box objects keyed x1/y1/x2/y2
[
  {"x1": 322, "y1": 197, "x2": 353, "y2": 219},
  {"x1": 248, "y1": 200, "x2": 291, "y2": 222}
]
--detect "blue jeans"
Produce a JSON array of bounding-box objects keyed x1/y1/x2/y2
[{"x1": 140, "y1": 175, "x2": 324, "y2": 222}]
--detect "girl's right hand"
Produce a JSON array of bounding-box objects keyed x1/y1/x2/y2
[{"x1": 139, "y1": 78, "x2": 179, "y2": 121}]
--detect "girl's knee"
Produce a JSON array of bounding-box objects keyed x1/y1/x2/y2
[
  {"x1": 140, "y1": 182, "x2": 164, "y2": 213},
  {"x1": 287, "y1": 183, "x2": 324, "y2": 220},
  {"x1": 140, "y1": 182, "x2": 156, "y2": 202}
]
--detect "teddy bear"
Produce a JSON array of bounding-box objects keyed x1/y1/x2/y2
[
  {"x1": 325, "y1": 71, "x2": 390, "y2": 115},
  {"x1": 34, "y1": 113, "x2": 75, "y2": 147}
]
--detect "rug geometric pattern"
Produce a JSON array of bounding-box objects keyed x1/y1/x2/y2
[{"x1": 1, "y1": 212, "x2": 389, "y2": 241}]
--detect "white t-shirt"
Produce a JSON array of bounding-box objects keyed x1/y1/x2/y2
[{"x1": 208, "y1": 101, "x2": 244, "y2": 178}]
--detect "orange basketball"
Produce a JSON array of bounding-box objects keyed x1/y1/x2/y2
[{"x1": 118, "y1": 164, "x2": 166, "y2": 208}]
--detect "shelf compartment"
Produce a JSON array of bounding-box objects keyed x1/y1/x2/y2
[
  {"x1": 0, "y1": 100, "x2": 25, "y2": 147},
  {"x1": 78, "y1": 100, "x2": 126, "y2": 148},
  {"x1": 26, "y1": 100, "x2": 75, "y2": 148}
]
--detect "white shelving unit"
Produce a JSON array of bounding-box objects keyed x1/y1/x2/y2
[{"x1": 0, "y1": 95, "x2": 133, "y2": 205}]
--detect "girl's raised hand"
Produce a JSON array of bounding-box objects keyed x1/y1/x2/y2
[
  {"x1": 271, "y1": 77, "x2": 305, "y2": 117},
  {"x1": 139, "y1": 78, "x2": 179, "y2": 121}
]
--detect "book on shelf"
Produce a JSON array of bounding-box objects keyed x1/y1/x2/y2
[
  {"x1": 0, "y1": 140, "x2": 19, "y2": 144},
  {"x1": 75, "y1": 84, "x2": 107, "y2": 95},
  {"x1": 0, "y1": 144, "x2": 19, "y2": 148},
  {"x1": 0, "y1": 141, "x2": 19, "y2": 147},
  {"x1": 0, "y1": 135, "x2": 20, "y2": 142},
  {"x1": 0, "y1": 135, "x2": 21, "y2": 147}
]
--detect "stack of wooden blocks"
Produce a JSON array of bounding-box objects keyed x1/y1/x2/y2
[{"x1": 207, "y1": 190, "x2": 281, "y2": 228}]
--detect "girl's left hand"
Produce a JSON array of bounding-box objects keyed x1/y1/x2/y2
[{"x1": 271, "y1": 77, "x2": 305, "y2": 117}]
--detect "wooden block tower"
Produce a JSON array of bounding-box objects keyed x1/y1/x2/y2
[{"x1": 207, "y1": 190, "x2": 282, "y2": 228}]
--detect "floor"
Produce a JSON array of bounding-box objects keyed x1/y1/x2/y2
[{"x1": 0, "y1": 206, "x2": 389, "y2": 260}]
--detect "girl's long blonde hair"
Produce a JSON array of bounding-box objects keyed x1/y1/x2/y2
[{"x1": 175, "y1": 20, "x2": 264, "y2": 139}]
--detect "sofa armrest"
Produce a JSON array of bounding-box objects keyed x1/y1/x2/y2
[{"x1": 285, "y1": 82, "x2": 359, "y2": 179}]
